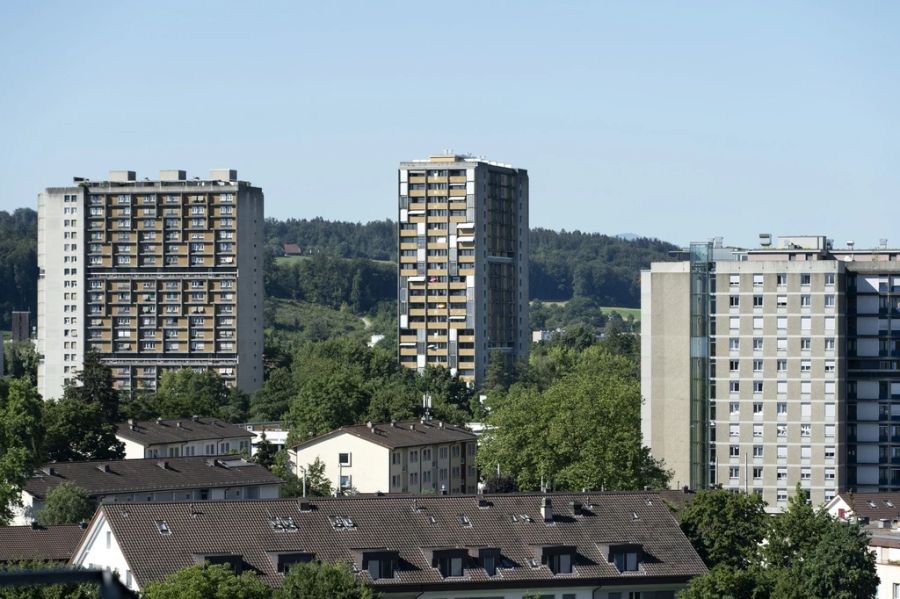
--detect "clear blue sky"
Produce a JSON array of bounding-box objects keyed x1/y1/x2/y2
[{"x1": 1, "y1": 1, "x2": 898, "y2": 247}]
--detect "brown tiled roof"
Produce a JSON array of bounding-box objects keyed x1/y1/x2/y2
[
  {"x1": 93, "y1": 492, "x2": 706, "y2": 590},
  {"x1": 24, "y1": 457, "x2": 281, "y2": 500},
  {"x1": 292, "y1": 420, "x2": 476, "y2": 451},
  {"x1": 838, "y1": 492, "x2": 900, "y2": 522},
  {"x1": 0, "y1": 525, "x2": 85, "y2": 563},
  {"x1": 283, "y1": 243, "x2": 301, "y2": 254},
  {"x1": 116, "y1": 417, "x2": 251, "y2": 446}
]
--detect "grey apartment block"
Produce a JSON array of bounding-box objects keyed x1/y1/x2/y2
[
  {"x1": 643, "y1": 235, "x2": 900, "y2": 509},
  {"x1": 37, "y1": 170, "x2": 264, "y2": 400},
  {"x1": 397, "y1": 155, "x2": 529, "y2": 386}
]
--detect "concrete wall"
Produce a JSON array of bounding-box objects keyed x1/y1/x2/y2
[
  {"x1": 235, "y1": 186, "x2": 264, "y2": 393},
  {"x1": 641, "y1": 263, "x2": 692, "y2": 490},
  {"x1": 291, "y1": 433, "x2": 391, "y2": 493}
]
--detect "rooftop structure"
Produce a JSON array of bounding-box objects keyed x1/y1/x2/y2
[{"x1": 115, "y1": 416, "x2": 252, "y2": 459}]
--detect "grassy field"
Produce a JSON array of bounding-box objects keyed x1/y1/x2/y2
[{"x1": 529, "y1": 300, "x2": 640, "y2": 321}]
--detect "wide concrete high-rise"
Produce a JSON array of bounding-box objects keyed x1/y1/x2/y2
[
  {"x1": 643, "y1": 234, "x2": 900, "y2": 509},
  {"x1": 397, "y1": 155, "x2": 529, "y2": 385},
  {"x1": 37, "y1": 169, "x2": 264, "y2": 400}
]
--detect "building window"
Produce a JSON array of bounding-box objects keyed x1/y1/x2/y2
[
  {"x1": 729, "y1": 338, "x2": 740, "y2": 351},
  {"x1": 338, "y1": 453, "x2": 351, "y2": 466},
  {"x1": 729, "y1": 466, "x2": 739, "y2": 479},
  {"x1": 753, "y1": 445, "x2": 763, "y2": 458},
  {"x1": 549, "y1": 551, "x2": 574, "y2": 575},
  {"x1": 753, "y1": 295, "x2": 763, "y2": 307},
  {"x1": 752, "y1": 467, "x2": 763, "y2": 480},
  {"x1": 729, "y1": 445, "x2": 740, "y2": 457},
  {"x1": 753, "y1": 424, "x2": 763, "y2": 437},
  {"x1": 730, "y1": 296, "x2": 740, "y2": 307},
  {"x1": 801, "y1": 274, "x2": 811, "y2": 286},
  {"x1": 753, "y1": 338, "x2": 763, "y2": 351}
]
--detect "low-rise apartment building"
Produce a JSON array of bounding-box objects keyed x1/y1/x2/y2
[
  {"x1": 12, "y1": 457, "x2": 281, "y2": 526},
  {"x1": 71, "y1": 492, "x2": 707, "y2": 596},
  {"x1": 289, "y1": 419, "x2": 478, "y2": 494},
  {"x1": 116, "y1": 416, "x2": 252, "y2": 459}
]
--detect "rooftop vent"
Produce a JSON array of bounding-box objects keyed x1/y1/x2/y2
[
  {"x1": 412, "y1": 500, "x2": 426, "y2": 513},
  {"x1": 458, "y1": 514, "x2": 472, "y2": 528},
  {"x1": 571, "y1": 501, "x2": 583, "y2": 516},
  {"x1": 156, "y1": 417, "x2": 163, "y2": 426},
  {"x1": 127, "y1": 418, "x2": 136, "y2": 431},
  {"x1": 192, "y1": 415, "x2": 199, "y2": 422},
  {"x1": 630, "y1": 511, "x2": 640, "y2": 521},
  {"x1": 176, "y1": 421, "x2": 183, "y2": 428},
  {"x1": 330, "y1": 516, "x2": 356, "y2": 530},
  {"x1": 157, "y1": 461, "x2": 169, "y2": 470},
  {"x1": 42, "y1": 466, "x2": 56, "y2": 477},
  {"x1": 96, "y1": 464, "x2": 111, "y2": 473}
]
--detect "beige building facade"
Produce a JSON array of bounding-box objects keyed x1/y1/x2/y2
[
  {"x1": 644, "y1": 235, "x2": 900, "y2": 508},
  {"x1": 289, "y1": 420, "x2": 478, "y2": 495},
  {"x1": 397, "y1": 155, "x2": 529, "y2": 385},
  {"x1": 37, "y1": 169, "x2": 264, "y2": 399}
]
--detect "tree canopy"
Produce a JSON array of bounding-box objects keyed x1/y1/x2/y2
[
  {"x1": 278, "y1": 560, "x2": 378, "y2": 599},
  {"x1": 142, "y1": 564, "x2": 270, "y2": 599},
  {"x1": 36, "y1": 482, "x2": 95, "y2": 526}
]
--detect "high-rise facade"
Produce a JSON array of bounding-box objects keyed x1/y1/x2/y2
[
  {"x1": 37, "y1": 169, "x2": 264, "y2": 400},
  {"x1": 643, "y1": 235, "x2": 900, "y2": 508},
  {"x1": 397, "y1": 155, "x2": 529, "y2": 385}
]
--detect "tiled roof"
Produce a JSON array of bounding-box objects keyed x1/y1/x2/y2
[
  {"x1": 0, "y1": 525, "x2": 85, "y2": 563},
  {"x1": 838, "y1": 492, "x2": 900, "y2": 522},
  {"x1": 292, "y1": 420, "x2": 477, "y2": 451},
  {"x1": 24, "y1": 457, "x2": 282, "y2": 500},
  {"x1": 115, "y1": 417, "x2": 251, "y2": 446},
  {"x1": 94, "y1": 491, "x2": 706, "y2": 590}
]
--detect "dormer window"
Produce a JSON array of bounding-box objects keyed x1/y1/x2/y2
[
  {"x1": 541, "y1": 546, "x2": 575, "y2": 575},
  {"x1": 608, "y1": 544, "x2": 643, "y2": 572},
  {"x1": 432, "y1": 549, "x2": 468, "y2": 578},
  {"x1": 199, "y1": 554, "x2": 243, "y2": 574},
  {"x1": 275, "y1": 552, "x2": 314, "y2": 573},
  {"x1": 362, "y1": 551, "x2": 397, "y2": 580},
  {"x1": 479, "y1": 548, "x2": 500, "y2": 576}
]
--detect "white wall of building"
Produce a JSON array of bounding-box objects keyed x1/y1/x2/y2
[
  {"x1": 291, "y1": 434, "x2": 390, "y2": 493},
  {"x1": 72, "y1": 514, "x2": 137, "y2": 591},
  {"x1": 117, "y1": 435, "x2": 251, "y2": 459}
]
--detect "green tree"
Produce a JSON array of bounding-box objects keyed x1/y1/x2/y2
[
  {"x1": 63, "y1": 353, "x2": 120, "y2": 422},
  {"x1": 0, "y1": 559, "x2": 98, "y2": 599},
  {"x1": 249, "y1": 367, "x2": 295, "y2": 421},
  {"x1": 679, "y1": 564, "x2": 763, "y2": 599},
  {"x1": 36, "y1": 482, "x2": 96, "y2": 526},
  {"x1": 3, "y1": 341, "x2": 41, "y2": 384},
  {"x1": 253, "y1": 433, "x2": 277, "y2": 470},
  {"x1": 679, "y1": 489, "x2": 768, "y2": 569},
  {"x1": 152, "y1": 369, "x2": 243, "y2": 421},
  {"x1": 277, "y1": 560, "x2": 377, "y2": 599},
  {"x1": 142, "y1": 564, "x2": 269, "y2": 599},
  {"x1": 43, "y1": 398, "x2": 124, "y2": 461},
  {"x1": 1, "y1": 378, "x2": 45, "y2": 470},
  {"x1": 478, "y1": 347, "x2": 670, "y2": 491},
  {"x1": 482, "y1": 473, "x2": 518, "y2": 493},
  {"x1": 302, "y1": 457, "x2": 333, "y2": 497}
]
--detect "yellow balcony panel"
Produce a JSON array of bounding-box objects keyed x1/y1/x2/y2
[
  {"x1": 426, "y1": 217, "x2": 450, "y2": 225},
  {"x1": 426, "y1": 242, "x2": 448, "y2": 251},
  {"x1": 408, "y1": 175, "x2": 426, "y2": 184},
  {"x1": 400, "y1": 270, "x2": 419, "y2": 278},
  {"x1": 458, "y1": 362, "x2": 476, "y2": 370},
  {"x1": 409, "y1": 308, "x2": 427, "y2": 317},
  {"x1": 426, "y1": 201, "x2": 449, "y2": 210},
  {"x1": 426, "y1": 176, "x2": 448, "y2": 183},
  {"x1": 400, "y1": 230, "x2": 419, "y2": 238},
  {"x1": 458, "y1": 335, "x2": 476, "y2": 343},
  {"x1": 427, "y1": 295, "x2": 449, "y2": 303},
  {"x1": 458, "y1": 268, "x2": 475, "y2": 276},
  {"x1": 408, "y1": 216, "x2": 426, "y2": 224},
  {"x1": 408, "y1": 202, "x2": 427, "y2": 210},
  {"x1": 449, "y1": 189, "x2": 467, "y2": 197},
  {"x1": 449, "y1": 309, "x2": 468, "y2": 317},
  {"x1": 449, "y1": 283, "x2": 467, "y2": 292},
  {"x1": 400, "y1": 241, "x2": 418, "y2": 250},
  {"x1": 450, "y1": 216, "x2": 467, "y2": 224},
  {"x1": 400, "y1": 335, "x2": 418, "y2": 344},
  {"x1": 400, "y1": 256, "x2": 418, "y2": 264},
  {"x1": 408, "y1": 296, "x2": 426, "y2": 304},
  {"x1": 399, "y1": 347, "x2": 418, "y2": 357},
  {"x1": 426, "y1": 269, "x2": 447, "y2": 277},
  {"x1": 449, "y1": 176, "x2": 467, "y2": 184},
  {"x1": 426, "y1": 335, "x2": 448, "y2": 344},
  {"x1": 459, "y1": 348, "x2": 476, "y2": 356},
  {"x1": 408, "y1": 322, "x2": 426, "y2": 329},
  {"x1": 427, "y1": 349, "x2": 449, "y2": 357},
  {"x1": 409, "y1": 189, "x2": 426, "y2": 197},
  {"x1": 449, "y1": 321, "x2": 467, "y2": 329}
]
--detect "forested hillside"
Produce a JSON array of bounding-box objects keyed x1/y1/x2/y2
[
  {"x1": 0, "y1": 209, "x2": 37, "y2": 330},
  {"x1": 0, "y1": 211, "x2": 676, "y2": 335}
]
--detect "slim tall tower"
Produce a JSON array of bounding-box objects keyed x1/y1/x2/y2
[
  {"x1": 37, "y1": 169, "x2": 264, "y2": 400},
  {"x1": 397, "y1": 155, "x2": 529, "y2": 385}
]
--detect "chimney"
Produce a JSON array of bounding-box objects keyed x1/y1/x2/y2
[
  {"x1": 156, "y1": 417, "x2": 163, "y2": 426},
  {"x1": 390, "y1": 420, "x2": 397, "y2": 428},
  {"x1": 128, "y1": 418, "x2": 136, "y2": 431},
  {"x1": 176, "y1": 421, "x2": 182, "y2": 428},
  {"x1": 157, "y1": 461, "x2": 169, "y2": 470},
  {"x1": 409, "y1": 424, "x2": 415, "y2": 431},
  {"x1": 366, "y1": 421, "x2": 373, "y2": 430},
  {"x1": 438, "y1": 421, "x2": 444, "y2": 429},
  {"x1": 541, "y1": 497, "x2": 553, "y2": 522},
  {"x1": 572, "y1": 501, "x2": 583, "y2": 516},
  {"x1": 79, "y1": 520, "x2": 88, "y2": 530},
  {"x1": 30, "y1": 521, "x2": 41, "y2": 530},
  {"x1": 192, "y1": 415, "x2": 199, "y2": 422}
]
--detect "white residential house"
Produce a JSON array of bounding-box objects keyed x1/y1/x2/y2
[
  {"x1": 289, "y1": 419, "x2": 478, "y2": 495},
  {"x1": 826, "y1": 491, "x2": 900, "y2": 599},
  {"x1": 116, "y1": 416, "x2": 253, "y2": 459}
]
